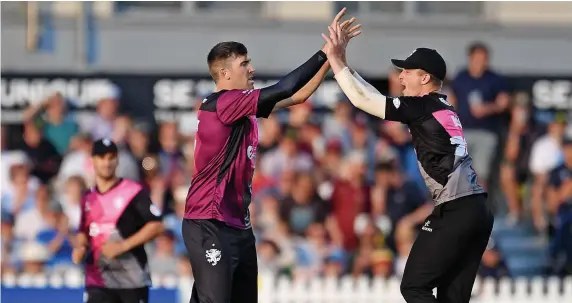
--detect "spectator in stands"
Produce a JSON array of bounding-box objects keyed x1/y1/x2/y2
[
  {"x1": 56, "y1": 133, "x2": 96, "y2": 188},
  {"x1": 58, "y1": 175, "x2": 86, "y2": 232},
  {"x1": 317, "y1": 140, "x2": 343, "y2": 199},
  {"x1": 295, "y1": 223, "x2": 344, "y2": 280},
  {"x1": 13, "y1": 185, "x2": 61, "y2": 242},
  {"x1": 81, "y1": 86, "x2": 120, "y2": 140},
  {"x1": 288, "y1": 101, "x2": 312, "y2": 129},
  {"x1": 19, "y1": 122, "x2": 61, "y2": 184},
  {"x1": 547, "y1": 134, "x2": 572, "y2": 217},
  {"x1": 323, "y1": 95, "x2": 353, "y2": 141},
  {"x1": 126, "y1": 121, "x2": 153, "y2": 181},
  {"x1": 529, "y1": 113, "x2": 567, "y2": 230},
  {"x1": 548, "y1": 134, "x2": 572, "y2": 276},
  {"x1": 393, "y1": 216, "x2": 417, "y2": 279},
  {"x1": 1, "y1": 126, "x2": 32, "y2": 191},
  {"x1": 157, "y1": 122, "x2": 183, "y2": 177},
  {"x1": 341, "y1": 117, "x2": 377, "y2": 183},
  {"x1": 255, "y1": 194, "x2": 282, "y2": 239},
  {"x1": 500, "y1": 92, "x2": 540, "y2": 225},
  {"x1": 261, "y1": 129, "x2": 314, "y2": 179},
  {"x1": 450, "y1": 42, "x2": 510, "y2": 189},
  {"x1": 19, "y1": 241, "x2": 52, "y2": 274},
  {"x1": 110, "y1": 114, "x2": 133, "y2": 146},
  {"x1": 351, "y1": 219, "x2": 386, "y2": 278},
  {"x1": 298, "y1": 119, "x2": 327, "y2": 160},
  {"x1": 257, "y1": 239, "x2": 282, "y2": 276},
  {"x1": 370, "y1": 249, "x2": 394, "y2": 279},
  {"x1": 148, "y1": 230, "x2": 179, "y2": 276},
  {"x1": 258, "y1": 115, "x2": 282, "y2": 154},
  {"x1": 478, "y1": 238, "x2": 509, "y2": 279},
  {"x1": 1, "y1": 163, "x2": 38, "y2": 225},
  {"x1": 162, "y1": 186, "x2": 187, "y2": 256},
  {"x1": 22, "y1": 92, "x2": 79, "y2": 155},
  {"x1": 370, "y1": 162, "x2": 433, "y2": 253},
  {"x1": 329, "y1": 151, "x2": 371, "y2": 252},
  {"x1": 280, "y1": 173, "x2": 328, "y2": 236},
  {"x1": 323, "y1": 252, "x2": 345, "y2": 278}
]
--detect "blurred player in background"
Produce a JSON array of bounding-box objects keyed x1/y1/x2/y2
[
  {"x1": 182, "y1": 8, "x2": 361, "y2": 303},
  {"x1": 72, "y1": 138, "x2": 165, "y2": 303},
  {"x1": 322, "y1": 22, "x2": 494, "y2": 303}
]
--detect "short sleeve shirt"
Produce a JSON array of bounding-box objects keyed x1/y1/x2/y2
[{"x1": 184, "y1": 89, "x2": 273, "y2": 229}]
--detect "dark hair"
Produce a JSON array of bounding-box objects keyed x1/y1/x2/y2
[
  {"x1": 207, "y1": 41, "x2": 248, "y2": 81},
  {"x1": 375, "y1": 161, "x2": 395, "y2": 173},
  {"x1": 467, "y1": 41, "x2": 489, "y2": 56}
]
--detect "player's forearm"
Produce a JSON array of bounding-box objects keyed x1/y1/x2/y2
[
  {"x1": 22, "y1": 101, "x2": 46, "y2": 122},
  {"x1": 332, "y1": 61, "x2": 387, "y2": 119},
  {"x1": 259, "y1": 50, "x2": 328, "y2": 108},
  {"x1": 272, "y1": 61, "x2": 331, "y2": 112},
  {"x1": 74, "y1": 232, "x2": 88, "y2": 248},
  {"x1": 121, "y1": 221, "x2": 165, "y2": 252}
]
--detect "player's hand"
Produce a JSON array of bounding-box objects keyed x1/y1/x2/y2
[
  {"x1": 72, "y1": 246, "x2": 86, "y2": 264},
  {"x1": 101, "y1": 241, "x2": 127, "y2": 259},
  {"x1": 328, "y1": 8, "x2": 362, "y2": 45},
  {"x1": 322, "y1": 8, "x2": 361, "y2": 59}
]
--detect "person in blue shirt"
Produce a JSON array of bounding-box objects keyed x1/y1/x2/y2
[{"x1": 449, "y1": 42, "x2": 511, "y2": 189}]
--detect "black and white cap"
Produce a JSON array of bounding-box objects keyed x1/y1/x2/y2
[{"x1": 91, "y1": 138, "x2": 118, "y2": 156}]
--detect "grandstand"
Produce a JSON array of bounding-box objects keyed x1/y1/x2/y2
[{"x1": 1, "y1": 2, "x2": 572, "y2": 303}]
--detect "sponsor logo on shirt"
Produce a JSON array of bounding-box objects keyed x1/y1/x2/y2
[
  {"x1": 89, "y1": 223, "x2": 115, "y2": 237},
  {"x1": 149, "y1": 204, "x2": 162, "y2": 217},
  {"x1": 439, "y1": 97, "x2": 452, "y2": 106},
  {"x1": 421, "y1": 220, "x2": 433, "y2": 232},
  {"x1": 393, "y1": 97, "x2": 401, "y2": 109}
]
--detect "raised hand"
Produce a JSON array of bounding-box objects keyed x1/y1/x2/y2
[{"x1": 322, "y1": 9, "x2": 361, "y2": 64}]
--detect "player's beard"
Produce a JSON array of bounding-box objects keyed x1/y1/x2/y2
[{"x1": 95, "y1": 170, "x2": 116, "y2": 182}]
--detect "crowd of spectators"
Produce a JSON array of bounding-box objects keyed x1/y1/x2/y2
[{"x1": 1, "y1": 42, "x2": 571, "y2": 281}]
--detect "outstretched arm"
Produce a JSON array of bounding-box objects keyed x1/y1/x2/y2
[
  {"x1": 332, "y1": 64, "x2": 388, "y2": 119},
  {"x1": 271, "y1": 10, "x2": 361, "y2": 112},
  {"x1": 271, "y1": 58, "x2": 330, "y2": 112},
  {"x1": 321, "y1": 22, "x2": 387, "y2": 118}
]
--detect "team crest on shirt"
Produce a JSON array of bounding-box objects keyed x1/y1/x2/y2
[
  {"x1": 205, "y1": 247, "x2": 222, "y2": 266},
  {"x1": 247, "y1": 145, "x2": 256, "y2": 161},
  {"x1": 149, "y1": 204, "x2": 162, "y2": 217},
  {"x1": 393, "y1": 98, "x2": 401, "y2": 109}
]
